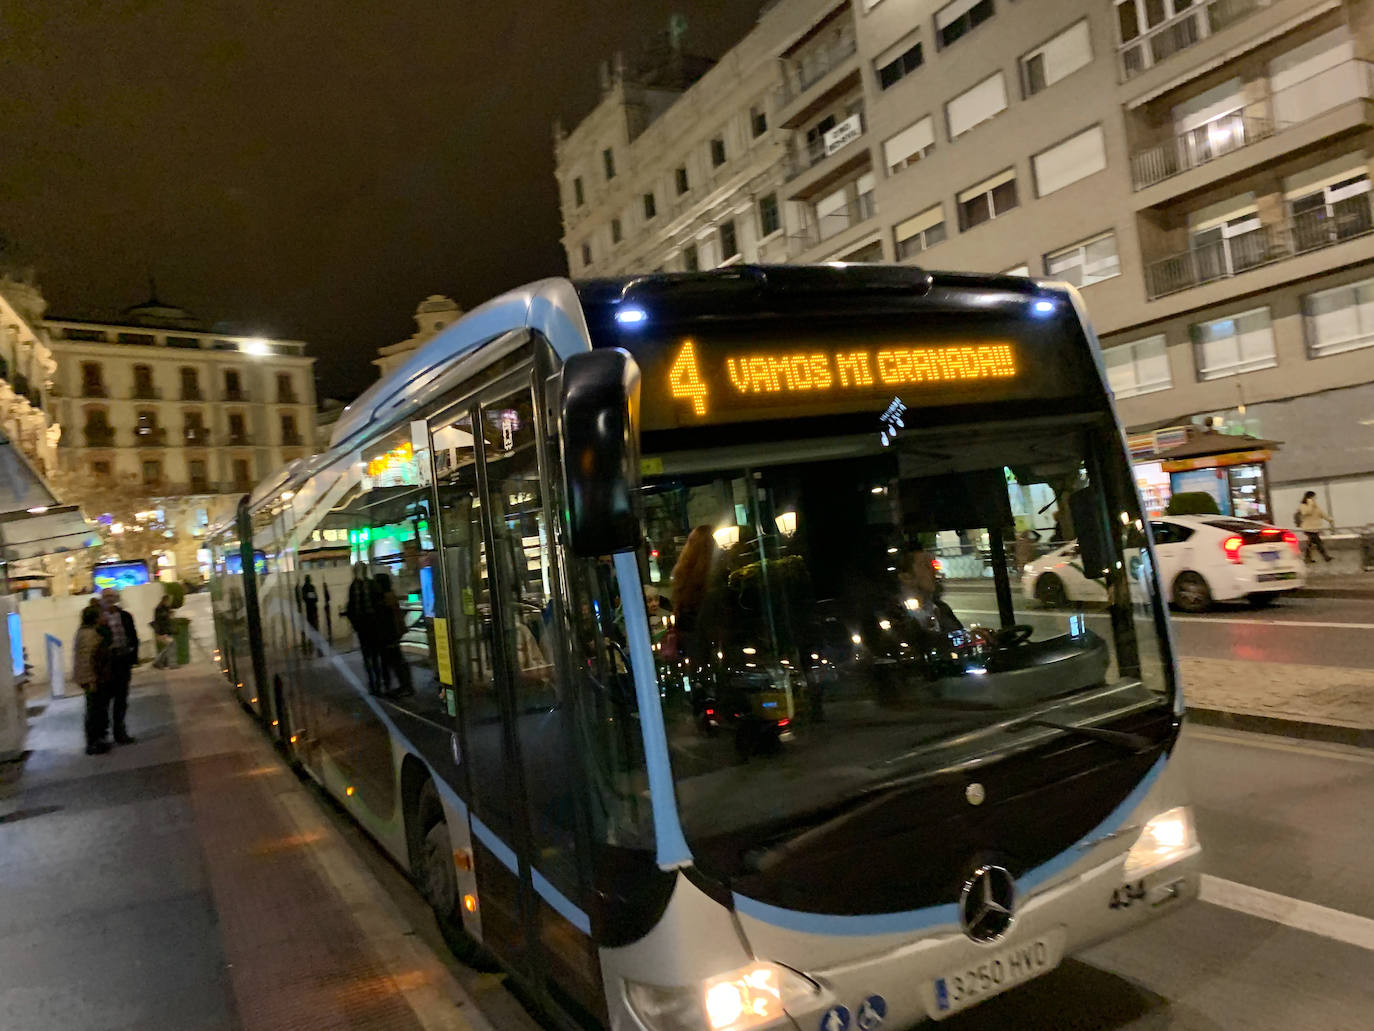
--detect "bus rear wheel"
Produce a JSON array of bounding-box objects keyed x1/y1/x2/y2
[{"x1": 413, "y1": 780, "x2": 493, "y2": 969}]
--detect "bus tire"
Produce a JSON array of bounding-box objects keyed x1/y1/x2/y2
[{"x1": 412, "y1": 779, "x2": 495, "y2": 970}]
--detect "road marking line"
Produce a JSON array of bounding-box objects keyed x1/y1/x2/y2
[
  {"x1": 1187, "y1": 728, "x2": 1374, "y2": 764},
  {"x1": 1200, "y1": 875, "x2": 1374, "y2": 951},
  {"x1": 1173, "y1": 617, "x2": 1374, "y2": 629}
]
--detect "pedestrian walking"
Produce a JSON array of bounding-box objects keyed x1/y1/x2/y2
[
  {"x1": 1297, "y1": 490, "x2": 1335, "y2": 564},
  {"x1": 300, "y1": 574, "x2": 320, "y2": 654},
  {"x1": 373, "y1": 572, "x2": 413, "y2": 698},
  {"x1": 343, "y1": 563, "x2": 385, "y2": 694},
  {"x1": 98, "y1": 587, "x2": 140, "y2": 744},
  {"x1": 150, "y1": 594, "x2": 177, "y2": 669},
  {"x1": 73, "y1": 606, "x2": 112, "y2": 755}
]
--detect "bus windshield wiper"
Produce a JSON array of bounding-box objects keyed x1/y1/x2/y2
[{"x1": 1012, "y1": 718, "x2": 1154, "y2": 754}]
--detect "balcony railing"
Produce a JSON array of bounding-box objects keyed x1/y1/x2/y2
[
  {"x1": 784, "y1": 111, "x2": 865, "y2": 181},
  {"x1": 778, "y1": 34, "x2": 858, "y2": 106},
  {"x1": 278, "y1": 391, "x2": 299, "y2": 404},
  {"x1": 81, "y1": 384, "x2": 108, "y2": 398},
  {"x1": 1130, "y1": 60, "x2": 1374, "y2": 190},
  {"x1": 1144, "y1": 194, "x2": 1374, "y2": 299},
  {"x1": 227, "y1": 433, "x2": 253, "y2": 446},
  {"x1": 281, "y1": 431, "x2": 304, "y2": 446},
  {"x1": 84, "y1": 428, "x2": 115, "y2": 447},
  {"x1": 1119, "y1": 0, "x2": 1265, "y2": 81},
  {"x1": 184, "y1": 427, "x2": 211, "y2": 445},
  {"x1": 788, "y1": 191, "x2": 877, "y2": 257},
  {"x1": 181, "y1": 388, "x2": 203, "y2": 401},
  {"x1": 131, "y1": 385, "x2": 161, "y2": 400},
  {"x1": 134, "y1": 426, "x2": 167, "y2": 447},
  {"x1": 1131, "y1": 111, "x2": 1275, "y2": 190},
  {"x1": 224, "y1": 388, "x2": 248, "y2": 402}
]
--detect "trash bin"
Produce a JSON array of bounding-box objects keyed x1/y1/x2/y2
[{"x1": 174, "y1": 617, "x2": 191, "y2": 665}]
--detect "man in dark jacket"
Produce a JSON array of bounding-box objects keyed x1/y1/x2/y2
[{"x1": 99, "y1": 588, "x2": 140, "y2": 744}]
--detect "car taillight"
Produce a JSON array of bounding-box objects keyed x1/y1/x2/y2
[
  {"x1": 1222, "y1": 535, "x2": 1244, "y2": 564},
  {"x1": 931, "y1": 558, "x2": 943, "y2": 574},
  {"x1": 1282, "y1": 530, "x2": 1299, "y2": 555}
]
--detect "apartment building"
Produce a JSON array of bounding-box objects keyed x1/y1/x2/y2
[
  {"x1": 557, "y1": 0, "x2": 1374, "y2": 524},
  {"x1": 44, "y1": 296, "x2": 317, "y2": 578}
]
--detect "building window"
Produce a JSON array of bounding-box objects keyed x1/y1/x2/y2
[
  {"x1": 759, "y1": 192, "x2": 781, "y2": 237},
  {"x1": 643, "y1": 192, "x2": 657, "y2": 220},
  {"x1": 719, "y1": 220, "x2": 739, "y2": 260},
  {"x1": 1033, "y1": 125, "x2": 1107, "y2": 196},
  {"x1": 1044, "y1": 231, "x2": 1120, "y2": 287},
  {"x1": 1191, "y1": 308, "x2": 1277, "y2": 380},
  {"x1": 573, "y1": 176, "x2": 585, "y2": 207},
  {"x1": 180, "y1": 366, "x2": 200, "y2": 400},
  {"x1": 142, "y1": 459, "x2": 162, "y2": 486},
  {"x1": 611, "y1": 218, "x2": 623, "y2": 244},
  {"x1": 92, "y1": 460, "x2": 111, "y2": 478},
  {"x1": 1021, "y1": 19, "x2": 1092, "y2": 97},
  {"x1": 1001, "y1": 264, "x2": 1031, "y2": 276},
  {"x1": 1105, "y1": 335, "x2": 1172, "y2": 399},
  {"x1": 1303, "y1": 277, "x2": 1374, "y2": 357},
  {"x1": 861, "y1": 0, "x2": 885, "y2": 10},
  {"x1": 228, "y1": 412, "x2": 248, "y2": 443},
  {"x1": 185, "y1": 410, "x2": 207, "y2": 444},
  {"x1": 580, "y1": 242, "x2": 592, "y2": 268},
  {"x1": 132, "y1": 364, "x2": 155, "y2": 399},
  {"x1": 958, "y1": 169, "x2": 1018, "y2": 230},
  {"x1": 281, "y1": 412, "x2": 300, "y2": 443},
  {"x1": 841, "y1": 239, "x2": 885, "y2": 262},
  {"x1": 233, "y1": 458, "x2": 252, "y2": 488},
  {"x1": 80, "y1": 361, "x2": 105, "y2": 397},
  {"x1": 946, "y1": 72, "x2": 1008, "y2": 139},
  {"x1": 936, "y1": 0, "x2": 995, "y2": 50},
  {"x1": 276, "y1": 372, "x2": 295, "y2": 402},
  {"x1": 602, "y1": 147, "x2": 616, "y2": 180},
  {"x1": 682, "y1": 243, "x2": 700, "y2": 272},
  {"x1": 883, "y1": 116, "x2": 935, "y2": 175},
  {"x1": 224, "y1": 369, "x2": 243, "y2": 400},
  {"x1": 188, "y1": 459, "x2": 208, "y2": 491},
  {"x1": 710, "y1": 136, "x2": 727, "y2": 167},
  {"x1": 894, "y1": 205, "x2": 947, "y2": 260},
  {"x1": 83, "y1": 407, "x2": 114, "y2": 447},
  {"x1": 876, "y1": 40, "x2": 924, "y2": 91},
  {"x1": 750, "y1": 105, "x2": 768, "y2": 137},
  {"x1": 675, "y1": 165, "x2": 690, "y2": 195}
]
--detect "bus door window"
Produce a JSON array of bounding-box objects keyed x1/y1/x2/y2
[{"x1": 483, "y1": 385, "x2": 602, "y2": 1018}]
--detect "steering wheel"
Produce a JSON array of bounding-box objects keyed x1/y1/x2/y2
[{"x1": 995, "y1": 624, "x2": 1035, "y2": 647}]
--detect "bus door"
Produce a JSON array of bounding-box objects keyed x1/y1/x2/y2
[{"x1": 434, "y1": 377, "x2": 604, "y2": 1022}]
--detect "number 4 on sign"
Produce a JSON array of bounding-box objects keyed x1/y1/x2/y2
[{"x1": 669, "y1": 341, "x2": 709, "y2": 416}]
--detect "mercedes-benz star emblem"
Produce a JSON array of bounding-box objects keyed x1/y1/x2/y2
[{"x1": 959, "y1": 865, "x2": 1016, "y2": 943}]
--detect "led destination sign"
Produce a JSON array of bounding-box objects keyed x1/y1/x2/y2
[{"x1": 663, "y1": 339, "x2": 1019, "y2": 421}]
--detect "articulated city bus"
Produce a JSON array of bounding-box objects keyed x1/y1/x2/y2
[{"x1": 208, "y1": 266, "x2": 1200, "y2": 1031}]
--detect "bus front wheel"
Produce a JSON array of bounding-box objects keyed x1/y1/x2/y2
[{"x1": 413, "y1": 779, "x2": 494, "y2": 969}]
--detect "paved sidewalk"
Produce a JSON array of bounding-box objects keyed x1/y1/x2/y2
[
  {"x1": 0, "y1": 666, "x2": 493, "y2": 1031},
  {"x1": 1295, "y1": 570, "x2": 1374, "y2": 598}
]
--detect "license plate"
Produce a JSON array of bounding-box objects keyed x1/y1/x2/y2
[
  {"x1": 1258, "y1": 571, "x2": 1297, "y2": 582},
  {"x1": 927, "y1": 930, "x2": 1065, "y2": 1018},
  {"x1": 1259, "y1": 551, "x2": 1279, "y2": 562}
]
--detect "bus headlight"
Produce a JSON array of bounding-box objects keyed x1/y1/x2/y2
[
  {"x1": 625, "y1": 961, "x2": 819, "y2": 1031},
  {"x1": 1123, "y1": 806, "x2": 1197, "y2": 879}
]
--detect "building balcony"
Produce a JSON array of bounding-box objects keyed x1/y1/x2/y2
[
  {"x1": 1144, "y1": 194, "x2": 1374, "y2": 299},
  {"x1": 227, "y1": 434, "x2": 253, "y2": 446},
  {"x1": 1118, "y1": 0, "x2": 1265, "y2": 82},
  {"x1": 787, "y1": 191, "x2": 877, "y2": 259},
  {"x1": 134, "y1": 426, "x2": 167, "y2": 446},
  {"x1": 223, "y1": 388, "x2": 248, "y2": 402},
  {"x1": 81, "y1": 385, "x2": 108, "y2": 398},
  {"x1": 784, "y1": 109, "x2": 865, "y2": 182},
  {"x1": 131, "y1": 386, "x2": 161, "y2": 400},
  {"x1": 777, "y1": 34, "x2": 860, "y2": 129},
  {"x1": 188, "y1": 479, "x2": 212, "y2": 495},
  {"x1": 280, "y1": 431, "x2": 304, "y2": 446},
  {"x1": 184, "y1": 427, "x2": 211, "y2": 445},
  {"x1": 1131, "y1": 61, "x2": 1374, "y2": 193},
  {"x1": 83, "y1": 428, "x2": 115, "y2": 448},
  {"x1": 277, "y1": 391, "x2": 299, "y2": 404},
  {"x1": 181, "y1": 388, "x2": 204, "y2": 401}
]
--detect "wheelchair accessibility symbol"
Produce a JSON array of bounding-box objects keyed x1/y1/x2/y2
[{"x1": 856, "y1": 995, "x2": 887, "y2": 1030}]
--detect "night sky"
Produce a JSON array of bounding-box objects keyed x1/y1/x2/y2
[{"x1": 0, "y1": 1, "x2": 761, "y2": 398}]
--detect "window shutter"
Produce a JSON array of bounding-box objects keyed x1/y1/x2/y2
[
  {"x1": 946, "y1": 73, "x2": 1008, "y2": 137},
  {"x1": 1033, "y1": 125, "x2": 1106, "y2": 195}
]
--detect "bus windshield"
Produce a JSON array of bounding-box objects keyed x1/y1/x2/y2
[{"x1": 631, "y1": 412, "x2": 1173, "y2": 861}]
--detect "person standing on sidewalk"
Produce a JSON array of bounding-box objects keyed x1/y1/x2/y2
[
  {"x1": 1297, "y1": 491, "x2": 1335, "y2": 564},
  {"x1": 150, "y1": 595, "x2": 177, "y2": 669},
  {"x1": 73, "y1": 606, "x2": 112, "y2": 755},
  {"x1": 99, "y1": 588, "x2": 140, "y2": 743}
]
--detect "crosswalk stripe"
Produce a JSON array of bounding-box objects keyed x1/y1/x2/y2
[{"x1": 1200, "y1": 875, "x2": 1374, "y2": 951}]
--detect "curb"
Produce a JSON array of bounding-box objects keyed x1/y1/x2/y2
[
  {"x1": 1186, "y1": 707, "x2": 1374, "y2": 750},
  {"x1": 1294, "y1": 587, "x2": 1374, "y2": 600}
]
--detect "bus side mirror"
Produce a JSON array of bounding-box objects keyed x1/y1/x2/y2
[
  {"x1": 560, "y1": 348, "x2": 643, "y2": 557},
  {"x1": 1069, "y1": 488, "x2": 1110, "y2": 580}
]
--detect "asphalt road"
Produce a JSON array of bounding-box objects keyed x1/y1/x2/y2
[{"x1": 941, "y1": 583, "x2": 1374, "y2": 669}]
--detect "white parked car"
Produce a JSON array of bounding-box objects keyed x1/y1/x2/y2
[{"x1": 1022, "y1": 515, "x2": 1306, "y2": 612}]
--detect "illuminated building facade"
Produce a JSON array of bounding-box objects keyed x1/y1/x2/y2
[{"x1": 558, "y1": 0, "x2": 1374, "y2": 524}]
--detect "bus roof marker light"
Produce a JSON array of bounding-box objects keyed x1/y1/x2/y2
[
  {"x1": 1031, "y1": 299, "x2": 1056, "y2": 317},
  {"x1": 615, "y1": 306, "x2": 648, "y2": 326}
]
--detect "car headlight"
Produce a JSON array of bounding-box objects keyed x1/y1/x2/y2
[
  {"x1": 625, "y1": 961, "x2": 819, "y2": 1031},
  {"x1": 1123, "y1": 806, "x2": 1197, "y2": 879}
]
